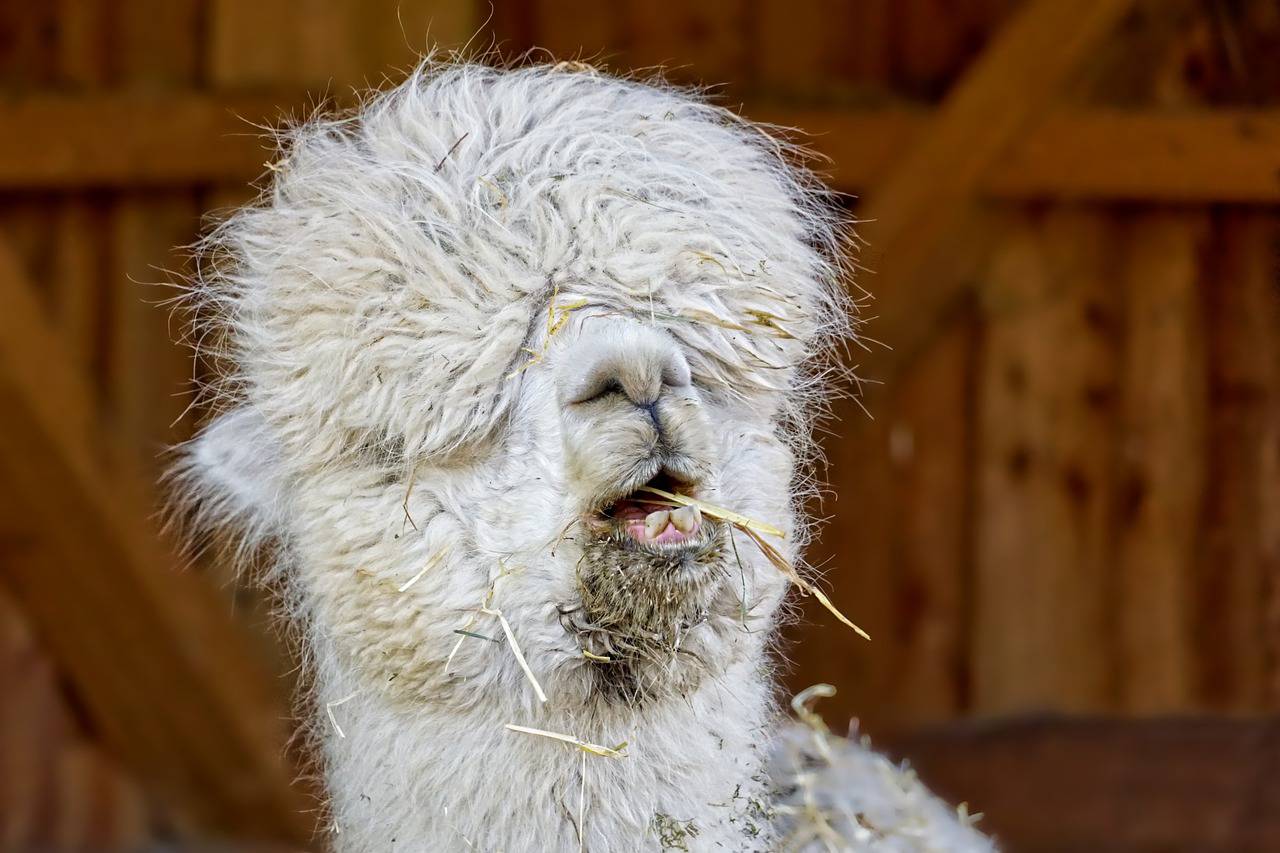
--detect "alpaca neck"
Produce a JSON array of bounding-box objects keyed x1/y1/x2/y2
[{"x1": 317, "y1": 650, "x2": 779, "y2": 852}]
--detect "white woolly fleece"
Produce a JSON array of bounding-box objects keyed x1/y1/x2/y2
[{"x1": 175, "y1": 60, "x2": 991, "y2": 852}]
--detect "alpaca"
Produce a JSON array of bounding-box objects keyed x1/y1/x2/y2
[{"x1": 177, "y1": 61, "x2": 993, "y2": 852}]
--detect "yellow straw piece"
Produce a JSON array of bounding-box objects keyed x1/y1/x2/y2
[
  {"x1": 398, "y1": 549, "x2": 447, "y2": 593},
  {"x1": 482, "y1": 607, "x2": 548, "y2": 704},
  {"x1": 504, "y1": 724, "x2": 628, "y2": 758},
  {"x1": 738, "y1": 525, "x2": 870, "y2": 642}
]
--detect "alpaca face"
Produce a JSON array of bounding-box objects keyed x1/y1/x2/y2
[
  {"x1": 546, "y1": 315, "x2": 771, "y2": 697},
  {"x1": 183, "y1": 64, "x2": 848, "y2": 708}
]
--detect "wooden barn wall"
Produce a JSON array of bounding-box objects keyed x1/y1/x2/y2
[
  {"x1": 0, "y1": 587, "x2": 152, "y2": 849},
  {"x1": 1, "y1": 3, "x2": 1278, "y2": 841}
]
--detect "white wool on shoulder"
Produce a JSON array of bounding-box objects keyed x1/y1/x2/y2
[
  {"x1": 172, "y1": 59, "x2": 992, "y2": 852},
  {"x1": 771, "y1": 721, "x2": 995, "y2": 852}
]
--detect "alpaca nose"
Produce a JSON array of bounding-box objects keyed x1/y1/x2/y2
[{"x1": 559, "y1": 320, "x2": 692, "y2": 410}]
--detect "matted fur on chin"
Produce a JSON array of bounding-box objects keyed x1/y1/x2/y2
[{"x1": 172, "y1": 59, "x2": 991, "y2": 852}]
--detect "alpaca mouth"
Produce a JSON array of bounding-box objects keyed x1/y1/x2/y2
[{"x1": 592, "y1": 470, "x2": 713, "y2": 551}]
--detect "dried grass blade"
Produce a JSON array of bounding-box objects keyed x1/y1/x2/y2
[
  {"x1": 505, "y1": 724, "x2": 627, "y2": 758},
  {"x1": 483, "y1": 607, "x2": 548, "y2": 703},
  {"x1": 325, "y1": 691, "x2": 359, "y2": 739},
  {"x1": 638, "y1": 487, "x2": 785, "y2": 539},
  {"x1": 398, "y1": 548, "x2": 447, "y2": 592},
  {"x1": 453, "y1": 629, "x2": 499, "y2": 643},
  {"x1": 739, "y1": 526, "x2": 870, "y2": 641}
]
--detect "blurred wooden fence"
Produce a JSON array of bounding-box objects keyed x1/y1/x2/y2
[{"x1": 1, "y1": 0, "x2": 1279, "y2": 848}]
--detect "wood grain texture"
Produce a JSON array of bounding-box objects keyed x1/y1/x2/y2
[
  {"x1": 0, "y1": 93, "x2": 291, "y2": 189},
  {"x1": 856, "y1": 0, "x2": 1135, "y2": 382},
  {"x1": 972, "y1": 209, "x2": 1120, "y2": 714},
  {"x1": 1198, "y1": 212, "x2": 1280, "y2": 710},
  {"x1": 208, "y1": 0, "x2": 476, "y2": 88},
  {"x1": 0, "y1": 237, "x2": 313, "y2": 844},
  {"x1": 616, "y1": 0, "x2": 753, "y2": 90},
  {"x1": 0, "y1": 588, "x2": 152, "y2": 849},
  {"x1": 7, "y1": 94, "x2": 1280, "y2": 203},
  {"x1": 1113, "y1": 210, "x2": 1209, "y2": 712},
  {"x1": 881, "y1": 320, "x2": 975, "y2": 726},
  {"x1": 105, "y1": 194, "x2": 201, "y2": 484},
  {"x1": 984, "y1": 108, "x2": 1280, "y2": 202}
]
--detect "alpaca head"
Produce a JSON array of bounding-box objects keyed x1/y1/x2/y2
[{"x1": 181, "y1": 62, "x2": 850, "y2": 710}]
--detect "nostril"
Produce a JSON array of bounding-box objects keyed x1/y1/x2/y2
[
  {"x1": 661, "y1": 357, "x2": 691, "y2": 389},
  {"x1": 569, "y1": 376, "x2": 626, "y2": 406},
  {"x1": 559, "y1": 321, "x2": 693, "y2": 409}
]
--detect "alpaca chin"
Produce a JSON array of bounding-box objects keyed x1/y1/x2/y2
[{"x1": 560, "y1": 520, "x2": 732, "y2": 702}]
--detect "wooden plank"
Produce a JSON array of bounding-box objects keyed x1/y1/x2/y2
[
  {"x1": 1114, "y1": 210, "x2": 1209, "y2": 712},
  {"x1": 885, "y1": 715, "x2": 1280, "y2": 852},
  {"x1": 0, "y1": 93, "x2": 289, "y2": 188},
  {"x1": 0, "y1": 237, "x2": 312, "y2": 843},
  {"x1": 105, "y1": 0, "x2": 213, "y2": 493},
  {"x1": 784, "y1": 395, "x2": 898, "y2": 730},
  {"x1": 208, "y1": 0, "x2": 477, "y2": 88},
  {"x1": 49, "y1": 198, "x2": 108, "y2": 386},
  {"x1": 105, "y1": 195, "x2": 201, "y2": 482},
  {"x1": 851, "y1": 0, "x2": 1135, "y2": 381},
  {"x1": 752, "y1": 106, "x2": 1280, "y2": 203},
  {"x1": 49, "y1": 1, "x2": 112, "y2": 388},
  {"x1": 986, "y1": 109, "x2": 1280, "y2": 202},
  {"x1": 0, "y1": 588, "x2": 152, "y2": 849},
  {"x1": 524, "y1": 0, "x2": 620, "y2": 63},
  {"x1": 7, "y1": 90, "x2": 1280, "y2": 202},
  {"x1": 618, "y1": 0, "x2": 752, "y2": 89},
  {"x1": 108, "y1": 0, "x2": 202, "y2": 86},
  {"x1": 751, "y1": 0, "x2": 869, "y2": 97},
  {"x1": 881, "y1": 320, "x2": 975, "y2": 726},
  {"x1": 892, "y1": 0, "x2": 1018, "y2": 100},
  {"x1": 972, "y1": 209, "x2": 1120, "y2": 714},
  {"x1": 1198, "y1": 212, "x2": 1280, "y2": 710}
]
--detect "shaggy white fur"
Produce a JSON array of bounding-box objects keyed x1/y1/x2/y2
[{"x1": 175, "y1": 60, "x2": 992, "y2": 852}]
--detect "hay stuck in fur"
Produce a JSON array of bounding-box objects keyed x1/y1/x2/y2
[
  {"x1": 398, "y1": 548, "x2": 447, "y2": 592},
  {"x1": 504, "y1": 724, "x2": 628, "y2": 758},
  {"x1": 482, "y1": 606, "x2": 548, "y2": 704},
  {"x1": 641, "y1": 487, "x2": 870, "y2": 641}
]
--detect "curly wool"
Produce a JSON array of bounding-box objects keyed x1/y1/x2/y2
[{"x1": 173, "y1": 59, "x2": 989, "y2": 852}]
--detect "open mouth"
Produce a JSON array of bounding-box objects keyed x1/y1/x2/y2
[{"x1": 595, "y1": 471, "x2": 709, "y2": 549}]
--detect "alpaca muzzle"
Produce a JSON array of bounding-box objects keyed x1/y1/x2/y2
[{"x1": 556, "y1": 317, "x2": 717, "y2": 525}]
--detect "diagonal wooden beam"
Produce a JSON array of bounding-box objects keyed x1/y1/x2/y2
[
  {"x1": 853, "y1": 0, "x2": 1137, "y2": 383},
  {"x1": 0, "y1": 237, "x2": 313, "y2": 844},
  {"x1": 749, "y1": 106, "x2": 1280, "y2": 203}
]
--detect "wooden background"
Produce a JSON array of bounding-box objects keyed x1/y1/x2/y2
[{"x1": 1, "y1": 1, "x2": 1278, "y2": 850}]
